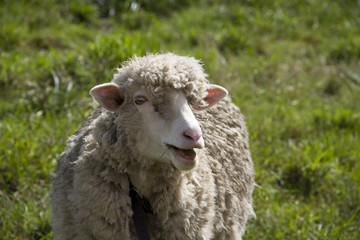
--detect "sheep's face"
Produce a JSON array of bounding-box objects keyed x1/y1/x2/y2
[
  {"x1": 131, "y1": 88, "x2": 206, "y2": 170},
  {"x1": 90, "y1": 83, "x2": 227, "y2": 171}
]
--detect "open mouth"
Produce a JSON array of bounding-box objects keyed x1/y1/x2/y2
[{"x1": 166, "y1": 144, "x2": 197, "y2": 163}]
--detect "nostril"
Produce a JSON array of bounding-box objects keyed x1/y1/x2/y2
[
  {"x1": 183, "y1": 132, "x2": 194, "y2": 140},
  {"x1": 183, "y1": 129, "x2": 202, "y2": 142}
]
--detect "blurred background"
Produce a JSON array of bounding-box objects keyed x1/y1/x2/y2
[{"x1": 0, "y1": 0, "x2": 359, "y2": 239}]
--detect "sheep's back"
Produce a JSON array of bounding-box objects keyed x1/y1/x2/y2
[
  {"x1": 195, "y1": 96, "x2": 255, "y2": 237},
  {"x1": 50, "y1": 107, "x2": 104, "y2": 236}
]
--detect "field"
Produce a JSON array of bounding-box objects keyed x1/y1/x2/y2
[{"x1": 1, "y1": 0, "x2": 359, "y2": 239}]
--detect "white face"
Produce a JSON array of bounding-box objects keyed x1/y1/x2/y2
[
  {"x1": 90, "y1": 82, "x2": 228, "y2": 170},
  {"x1": 133, "y1": 89, "x2": 205, "y2": 170}
]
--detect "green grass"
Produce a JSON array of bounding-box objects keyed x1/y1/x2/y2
[{"x1": 1, "y1": 0, "x2": 359, "y2": 239}]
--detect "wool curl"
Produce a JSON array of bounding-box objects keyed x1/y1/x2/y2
[{"x1": 113, "y1": 53, "x2": 209, "y2": 106}]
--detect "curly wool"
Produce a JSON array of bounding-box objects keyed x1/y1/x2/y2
[
  {"x1": 113, "y1": 53, "x2": 209, "y2": 106},
  {"x1": 51, "y1": 53, "x2": 255, "y2": 240}
]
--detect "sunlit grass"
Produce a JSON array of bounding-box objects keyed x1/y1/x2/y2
[{"x1": 0, "y1": 0, "x2": 359, "y2": 239}]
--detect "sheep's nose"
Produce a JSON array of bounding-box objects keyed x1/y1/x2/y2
[
  {"x1": 183, "y1": 128, "x2": 204, "y2": 148},
  {"x1": 183, "y1": 129, "x2": 201, "y2": 142}
]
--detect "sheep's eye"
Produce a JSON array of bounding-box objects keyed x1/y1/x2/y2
[{"x1": 134, "y1": 96, "x2": 147, "y2": 105}]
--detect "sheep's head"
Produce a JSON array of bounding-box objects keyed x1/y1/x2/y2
[
  {"x1": 90, "y1": 82, "x2": 227, "y2": 170},
  {"x1": 89, "y1": 54, "x2": 228, "y2": 170}
]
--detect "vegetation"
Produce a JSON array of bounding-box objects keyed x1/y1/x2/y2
[{"x1": 1, "y1": 0, "x2": 359, "y2": 239}]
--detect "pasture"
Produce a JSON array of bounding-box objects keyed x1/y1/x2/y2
[{"x1": 0, "y1": 0, "x2": 359, "y2": 239}]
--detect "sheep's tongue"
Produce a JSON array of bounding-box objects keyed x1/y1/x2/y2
[{"x1": 177, "y1": 149, "x2": 196, "y2": 160}]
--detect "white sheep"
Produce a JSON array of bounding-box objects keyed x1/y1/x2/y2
[{"x1": 51, "y1": 53, "x2": 255, "y2": 240}]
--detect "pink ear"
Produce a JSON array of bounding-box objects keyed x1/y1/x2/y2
[
  {"x1": 193, "y1": 84, "x2": 228, "y2": 110},
  {"x1": 90, "y1": 83, "x2": 124, "y2": 112}
]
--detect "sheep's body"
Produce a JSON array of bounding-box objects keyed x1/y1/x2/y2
[{"x1": 51, "y1": 53, "x2": 254, "y2": 240}]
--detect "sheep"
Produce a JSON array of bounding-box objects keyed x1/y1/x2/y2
[{"x1": 50, "y1": 53, "x2": 255, "y2": 240}]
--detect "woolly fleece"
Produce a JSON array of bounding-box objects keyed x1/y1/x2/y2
[{"x1": 51, "y1": 53, "x2": 255, "y2": 240}]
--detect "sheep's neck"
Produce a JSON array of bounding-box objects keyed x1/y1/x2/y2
[{"x1": 128, "y1": 162, "x2": 182, "y2": 200}]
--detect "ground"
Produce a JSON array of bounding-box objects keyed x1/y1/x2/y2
[{"x1": 0, "y1": 0, "x2": 359, "y2": 239}]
